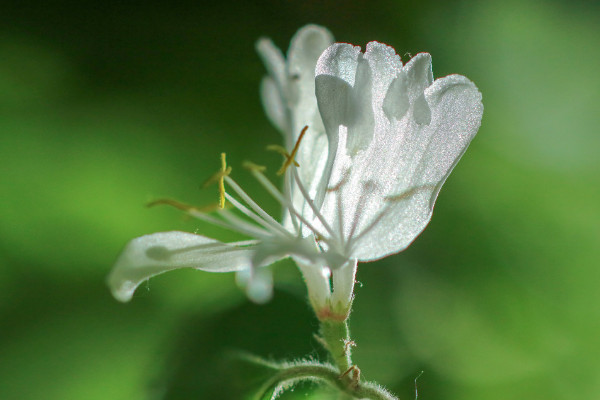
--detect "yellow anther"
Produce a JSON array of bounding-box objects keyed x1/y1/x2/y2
[
  {"x1": 267, "y1": 126, "x2": 308, "y2": 176},
  {"x1": 147, "y1": 198, "x2": 222, "y2": 213},
  {"x1": 219, "y1": 152, "x2": 227, "y2": 209},
  {"x1": 201, "y1": 153, "x2": 231, "y2": 209},
  {"x1": 266, "y1": 145, "x2": 300, "y2": 169},
  {"x1": 242, "y1": 161, "x2": 267, "y2": 172}
]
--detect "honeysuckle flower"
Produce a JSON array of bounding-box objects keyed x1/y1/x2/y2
[{"x1": 108, "y1": 25, "x2": 483, "y2": 323}]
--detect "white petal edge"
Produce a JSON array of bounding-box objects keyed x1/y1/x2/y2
[
  {"x1": 285, "y1": 24, "x2": 333, "y2": 155},
  {"x1": 107, "y1": 231, "x2": 255, "y2": 302},
  {"x1": 260, "y1": 76, "x2": 287, "y2": 133},
  {"x1": 287, "y1": 24, "x2": 334, "y2": 79},
  {"x1": 255, "y1": 38, "x2": 286, "y2": 92}
]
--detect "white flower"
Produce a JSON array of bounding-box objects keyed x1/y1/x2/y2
[
  {"x1": 278, "y1": 41, "x2": 483, "y2": 317},
  {"x1": 107, "y1": 26, "x2": 483, "y2": 319}
]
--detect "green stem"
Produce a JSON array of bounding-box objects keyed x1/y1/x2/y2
[
  {"x1": 255, "y1": 362, "x2": 397, "y2": 400},
  {"x1": 320, "y1": 319, "x2": 352, "y2": 373}
]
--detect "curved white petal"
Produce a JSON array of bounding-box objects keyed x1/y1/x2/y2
[
  {"x1": 286, "y1": 24, "x2": 334, "y2": 139},
  {"x1": 316, "y1": 42, "x2": 401, "y2": 155},
  {"x1": 107, "y1": 231, "x2": 255, "y2": 302},
  {"x1": 315, "y1": 43, "x2": 360, "y2": 140},
  {"x1": 257, "y1": 25, "x2": 333, "y2": 148},
  {"x1": 260, "y1": 76, "x2": 287, "y2": 133},
  {"x1": 384, "y1": 52, "x2": 433, "y2": 124},
  {"x1": 256, "y1": 38, "x2": 286, "y2": 96},
  {"x1": 286, "y1": 25, "x2": 333, "y2": 187},
  {"x1": 315, "y1": 43, "x2": 483, "y2": 261}
]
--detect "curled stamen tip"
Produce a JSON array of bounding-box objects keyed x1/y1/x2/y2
[
  {"x1": 147, "y1": 198, "x2": 196, "y2": 212},
  {"x1": 148, "y1": 198, "x2": 224, "y2": 213},
  {"x1": 274, "y1": 126, "x2": 308, "y2": 176},
  {"x1": 275, "y1": 166, "x2": 287, "y2": 176},
  {"x1": 242, "y1": 161, "x2": 267, "y2": 172},
  {"x1": 218, "y1": 153, "x2": 229, "y2": 209},
  {"x1": 200, "y1": 153, "x2": 231, "y2": 209}
]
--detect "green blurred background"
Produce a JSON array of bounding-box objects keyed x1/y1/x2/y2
[{"x1": 1, "y1": 0, "x2": 599, "y2": 399}]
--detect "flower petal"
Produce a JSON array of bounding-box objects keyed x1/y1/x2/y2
[
  {"x1": 260, "y1": 76, "x2": 287, "y2": 133},
  {"x1": 352, "y1": 74, "x2": 483, "y2": 260},
  {"x1": 256, "y1": 37, "x2": 286, "y2": 95},
  {"x1": 257, "y1": 25, "x2": 333, "y2": 232},
  {"x1": 316, "y1": 42, "x2": 402, "y2": 154},
  {"x1": 383, "y1": 52, "x2": 433, "y2": 124},
  {"x1": 107, "y1": 231, "x2": 255, "y2": 302},
  {"x1": 286, "y1": 25, "x2": 333, "y2": 189},
  {"x1": 314, "y1": 42, "x2": 402, "y2": 213},
  {"x1": 287, "y1": 25, "x2": 334, "y2": 137},
  {"x1": 257, "y1": 25, "x2": 333, "y2": 148},
  {"x1": 316, "y1": 45, "x2": 482, "y2": 261},
  {"x1": 315, "y1": 43, "x2": 360, "y2": 142}
]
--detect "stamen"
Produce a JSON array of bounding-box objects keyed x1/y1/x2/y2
[
  {"x1": 219, "y1": 153, "x2": 227, "y2": 208},
  {"x1": 147, "y1": 198, "x2": 219, "y2": 213},
  {"x1": 147, "y1": 198, "x2": 262, "y2": 238},
  {"x1": 268, "y1": 125, "x2": 308, "y2": 176},
  {"x1": 282, "y1": 174, "x2": 300, "y2": 231},
  {"x1": 266, "y1": 144, "x2": 293, "y2": 159},
  {"x1": 250, "y1": 167, "x2": 336, "y2": 249},
  {"x1": 224, "y1": 192, "x2": 291, "y2": 238},
  {"x1": 242, "y1": 161, "x2": 267, "y2": 172},
  {"x1": 202, "y1": 152, "x2": 231, "y2": 209},
  {"x1": 246, "y1": 161, "x2": 299, "y2": 230},
  {"x1": 224, "y1": 176, "x2": 294, "y2": 238},
  {"x1": 220, "y1": 210, "x2": 272, "y2": 238},
  {"x1": 291, "y1": 168, "x2": 339, "y2": 245}
]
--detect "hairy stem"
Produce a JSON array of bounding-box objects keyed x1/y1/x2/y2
[
  {"x1": 255, "y1": 362, "x2": 397, "y2": 400},
  {"x1": 320, "y1": 319, "x2": 353, "y2": 373}
]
